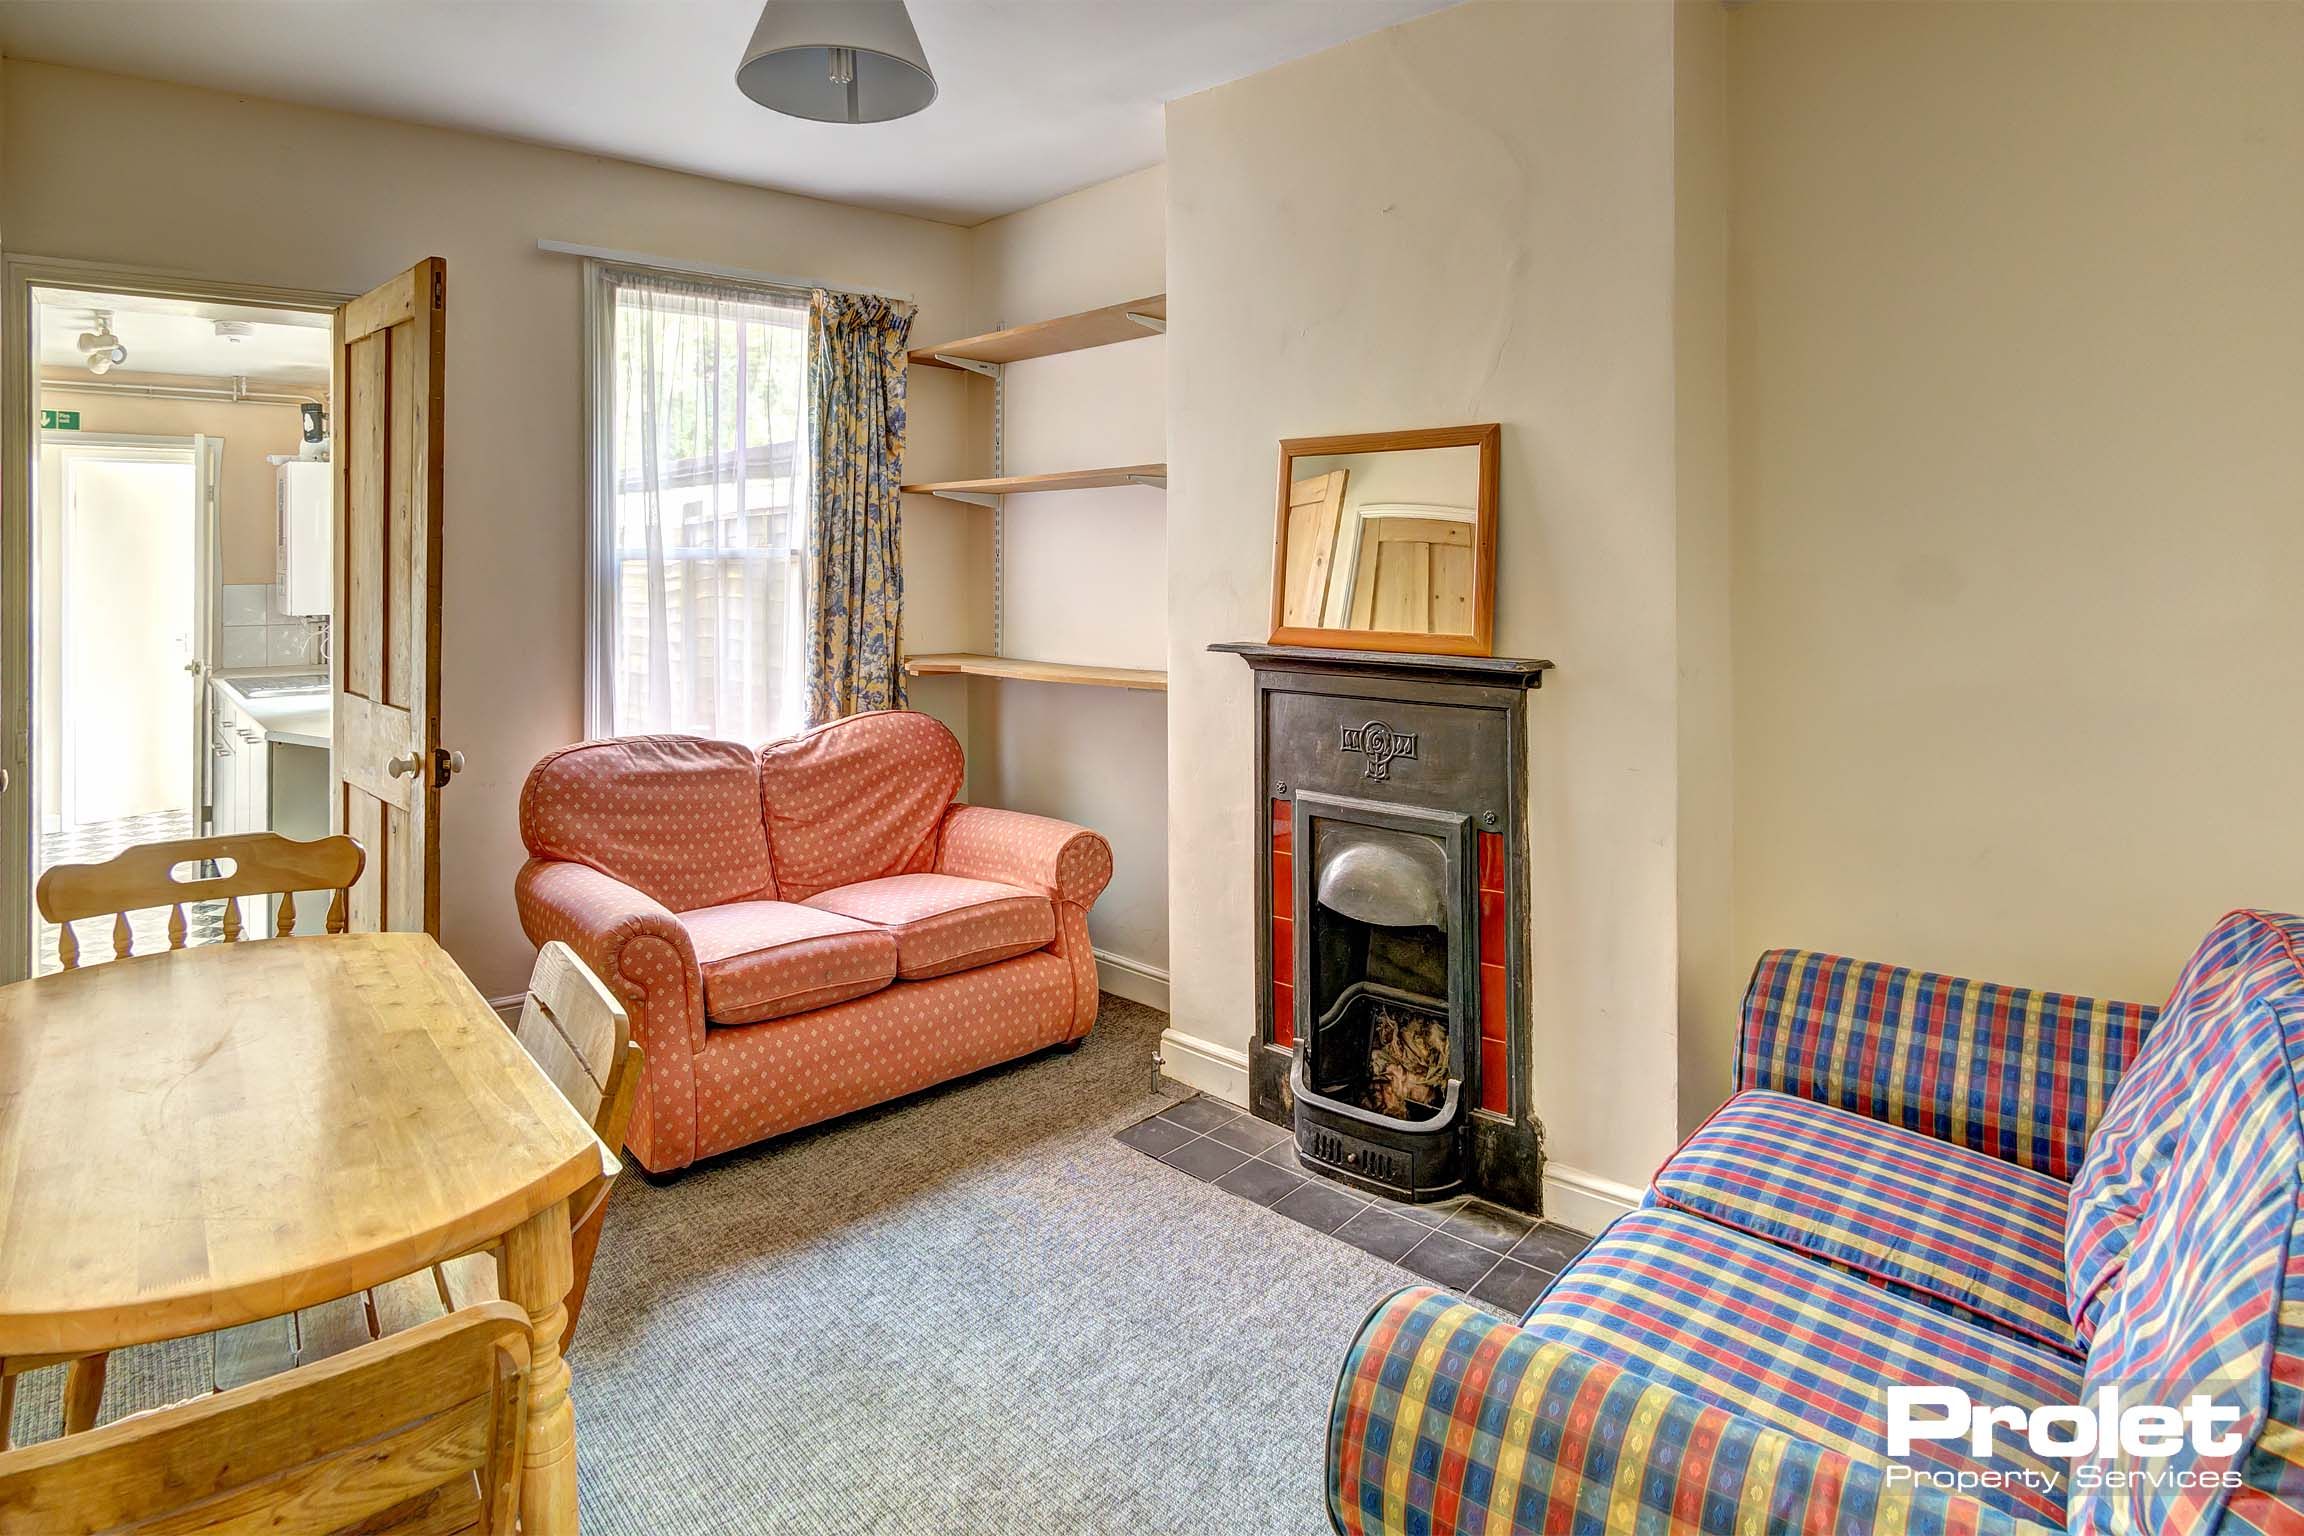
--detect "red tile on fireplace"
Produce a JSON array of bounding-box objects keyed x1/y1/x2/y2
[
  {"x1": 1480, "y1": 962, "x2": 1507, "y2": 1043},
  {"x1": 1271, "y1": 850, "x2": 1292, "y2": 919},
  {"x1": 1273, "y1": 981, "x2": 1295, "y2": 1047},
  {"x1": 1273, "y1": 914, "x2": 1293, "y2": 979},
  {"x1": 1271, "y1": 799, "x2": 1292, "y2": 855},
  {"x1": 1477, "y1": 830, "x2": 1505, "y2": 893},
  {"x1": 1480, "y1": 1037, "x2": 1509, "y2": 1115},
  {"x1": 1479, "y1": 886, "x2": 1505, "y2": 962}
]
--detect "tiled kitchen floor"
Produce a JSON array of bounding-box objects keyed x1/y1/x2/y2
[
  {"x1": 1118, "y1": 1094, "x2": 1591, "y2": 1316},
  {"x1": 34, "y1": 808, "x2": 226, "y2": 974}
]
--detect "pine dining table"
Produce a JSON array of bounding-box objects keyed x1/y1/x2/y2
[{"x1": 0, "y1": 930, "x2": 611, "y2": 1534}]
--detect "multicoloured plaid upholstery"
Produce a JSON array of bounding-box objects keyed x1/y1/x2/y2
[
  {"x1": 1739, "y1": 948, "x2": 2156, "y2": 1180},
  {"x1": 1652, "y1": 1090, "x2": 2079, "y2": 1354},
  {"x1": 1331, "y1": 1287, "x2": 2059, "y2": 1536},
  {"x1": 1512, "y1": 1209, "x2": 2079, "y2": 1527},
  {"x1": 1331, "y1": 924, "x2": 2304, "y2": 1536},
  {"x1": 2065, "y1": 910, "x2": 2304, "y2": 1535}
]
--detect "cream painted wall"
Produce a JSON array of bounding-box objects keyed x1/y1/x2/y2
[
  {"x1": 1166, "y1": 2, "x2": 1686, "y2": 1203},
  {"x1": 948, "y1": 166, "x2": 1170, "y2": 979},
  {"x1": 35, "y1": 389, "x2": 302, "y2": 583},
  {"x1": 1673, "y1": 0, "x2": 1734, "y2": 1133},
  {"x1": 2, "y1": 61, "x2": 979, "y2": 998},
  {"x1": 1727, "y1": 2, "x2": 2304, "y2": 1006}
]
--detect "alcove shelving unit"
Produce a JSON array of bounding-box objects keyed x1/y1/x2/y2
[{"x1": 900, "y1": 294, "x2": 1167, "y2": 691}]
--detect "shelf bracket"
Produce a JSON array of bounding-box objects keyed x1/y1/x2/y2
[
  {"x1": 1124, "y1": 312, "x2": 1166, "y2": 335},
  {"x1": 1126, "y1": 474, "x2": 1168, "y2": 491},
  {"x1": 933, "y1": 354, "x2": 1004, "y2": 379},
  {"x1": 933, "y1": 489, "x2": 1002, "y2": 508}
]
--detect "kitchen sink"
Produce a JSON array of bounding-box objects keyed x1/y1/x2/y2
[{"x1": 227, "y1": 673, "x2": 328, "y2": 698}]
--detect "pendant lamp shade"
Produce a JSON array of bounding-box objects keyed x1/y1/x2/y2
[{"x1": 737, "y1": 0, "x2": 938, "y2": 124}]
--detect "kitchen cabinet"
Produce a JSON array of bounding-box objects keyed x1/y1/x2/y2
[
  {"x1": 210, "y1": 679, "x2": 331, "y2": 938},
  {"x1": 275, "y1": 461, "x2": 332, "y2": 618}
]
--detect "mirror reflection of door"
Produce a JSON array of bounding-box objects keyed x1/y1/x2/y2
[
  {"x1": 1282, "y1": 469, "x2": 1348, "y2": 627},
  {"x1": 1346, "y1": 512, "x2": 1476, "y2": 636}
]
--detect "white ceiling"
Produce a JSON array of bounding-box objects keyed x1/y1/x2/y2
[
  {"x1": 0, "y1": 0, "x2": 1459, "y2": 225},
  {"x1": 36, "y1": 290, "x2": 331, "y2": 392}
]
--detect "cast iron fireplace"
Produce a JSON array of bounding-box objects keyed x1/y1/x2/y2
[{"x1": 1214, "y1": 643, "x2": 1550, "y2": 1209}]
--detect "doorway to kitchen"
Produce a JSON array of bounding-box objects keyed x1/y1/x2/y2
[{"x1": 16, "y1": 281, "x2": 334, "y2": 974}]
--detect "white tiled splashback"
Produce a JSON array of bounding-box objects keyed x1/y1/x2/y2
[{"x1": 221, "y1": 583, "x2": 322, "y2": 671}]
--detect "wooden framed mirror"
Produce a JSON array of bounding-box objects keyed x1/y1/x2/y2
[{"x1": 1269, "y1": 423, "x2": 1499, "y2": 656}]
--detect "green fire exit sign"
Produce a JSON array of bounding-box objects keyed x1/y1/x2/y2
[{"x1": 40, "y1": 409, "x2": 80, "y2": 431}]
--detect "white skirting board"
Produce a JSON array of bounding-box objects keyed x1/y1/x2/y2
[
  {"x1": 1156, "y1": 1026, "x2": 1250, "y2": 1105},
  {"x1": 1541, "y1": 1163, "x2": 1643, "y2": 1236},
  {"x1": 1094, "y1": 949, "x2": 1170, "y2": 1011}
]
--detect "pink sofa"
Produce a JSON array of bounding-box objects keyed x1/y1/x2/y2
[{"x1": 514, "y1": 711, "x2": 1113, "y2": 1173}]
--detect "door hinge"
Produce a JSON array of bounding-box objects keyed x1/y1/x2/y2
[{"x1": 431, "y1": 269, "x2": 445, "y2": 310}]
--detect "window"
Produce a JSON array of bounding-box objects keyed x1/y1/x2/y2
[{"x1": 585, "y1": 267, "x2": 809, "y2": 741}]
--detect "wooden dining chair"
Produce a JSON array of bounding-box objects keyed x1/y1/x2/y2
[
  {"x1": 36, "y1": 830, "x2": 366, "y2": 969},
  {"x1": 0, "y1": 1304, "x2": 531, "y2": 1536},
  {"x1": 426, "y1": 940, "x2": 641, "y2": 1346},
  {"x1": 10, "y1": 830, "x2": 368, "y2": 1445}
]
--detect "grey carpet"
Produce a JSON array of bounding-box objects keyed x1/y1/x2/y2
[{"x1": 12, "y1": 996, "x2": 1414, "y2": 1534}]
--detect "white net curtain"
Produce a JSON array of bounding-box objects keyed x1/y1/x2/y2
[{"x1": 587, "y1": 267, "x2": 810, "y2": 742}]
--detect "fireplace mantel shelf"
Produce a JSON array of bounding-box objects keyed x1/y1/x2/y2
[{"x1": 1209, "y1": 642, "x2": 1552, "y2": 688}]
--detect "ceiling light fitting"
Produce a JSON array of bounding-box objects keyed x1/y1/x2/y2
[
  {"x1": 78, "y1": 312, "x2": 127, "y2": 376},
  {"x1": 736, "y1": 0, "x2": 936, "y2": 125}
]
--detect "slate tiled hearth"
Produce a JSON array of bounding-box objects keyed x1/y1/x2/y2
[{"x1": 1118, "y1": 1095, "x2": 1590, "y2": 1316}]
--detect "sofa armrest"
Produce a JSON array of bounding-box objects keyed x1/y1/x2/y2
[
  {"x1": 1329, "y1": 1287, "x2": 2054, "y2": 1536},
  {"x1": 1735, "y1": 947, "x2": 2155, "y2": 1179},
  {"x1": 515, "y1": 859, "x2": 704, "y2": 1060},
  {"x1": 936, "y1": 804, "x2": 1113, "y2": 908}
]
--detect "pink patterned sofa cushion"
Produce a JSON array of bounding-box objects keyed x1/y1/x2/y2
[
  {"x1": 757, "y1": 711, "x2": 966, "y2": 901},
  {"x1": 521, "y1": 736, "x2": 775, "y2": 913},
  {"x1": 804, "y1": 873, "x2": 1055, "y2": 982},
  {"x1": 678, "y1": 900, "x2": 898, "y2": 1026},
  {"x1": 690, "y1": 951, "x2": 1076, "y2": 1159}
]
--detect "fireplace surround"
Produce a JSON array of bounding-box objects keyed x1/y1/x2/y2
[{"x1": 1213, "y1": 643, "x2": 1551, "y2": 1209}]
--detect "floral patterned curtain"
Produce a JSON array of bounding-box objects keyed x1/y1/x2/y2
[{"x1": 804, "y1": 290, "x2": 916, "y2": 724}]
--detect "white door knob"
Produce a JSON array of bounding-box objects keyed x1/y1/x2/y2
[{"x1": 385, "y1": 751, "x2": 424, "y2": 779}]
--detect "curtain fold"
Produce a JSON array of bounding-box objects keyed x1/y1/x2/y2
[
  {"x1": 587, "y1": 265, "x2": 810, "y2": 742},
  {"x1": 804, "y1": 290, "x2": 916, "y2": 725}
]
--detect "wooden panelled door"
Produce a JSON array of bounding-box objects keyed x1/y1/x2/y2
[{"x1": 331, "y1": 259, "x2": 454, "y2": 933}]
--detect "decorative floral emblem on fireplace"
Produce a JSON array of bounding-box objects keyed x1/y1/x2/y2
[{"x1": 1339, "y1": 720, "x2": 1418, "y2": 781}]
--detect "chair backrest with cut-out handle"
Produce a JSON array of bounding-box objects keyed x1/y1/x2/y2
[
  {"x1": 0, "y1": 1302, "x2": 531, "y2": 1536},
  {"x1": 35, "y1": 832, "x2": 367, "y2": 969}
]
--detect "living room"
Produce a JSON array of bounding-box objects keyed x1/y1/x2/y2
[{"x1": 0, "y1": 2, "x2": 2297, "y2": 1533}]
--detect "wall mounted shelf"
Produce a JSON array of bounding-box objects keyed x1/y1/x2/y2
[
  {"x1": 902, "y1": 464, "x2": 1167, "y2": 505},
  {"x1": 909, "y1": 295, "x2": 1166, "y2": 371},
  {"x1": 903, "y1": 653, "x2": 1168, "y2": 692}
]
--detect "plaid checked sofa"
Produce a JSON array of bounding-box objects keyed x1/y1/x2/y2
[
  {"x1": 515, "y1": 710, "x2": 1112, "y2": 1173},
  {"x1": 1328, "y1": 909, "x2": 2304, "y2": 1536}
]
